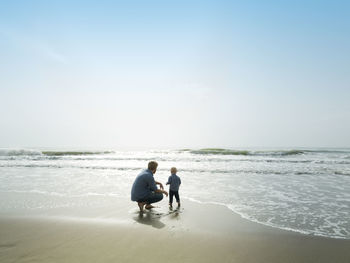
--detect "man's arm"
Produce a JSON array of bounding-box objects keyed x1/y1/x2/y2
[
  {"x1": 154, "y1": 180, "x2": 167, "y2": 196},
  {"x1": 155, "y1": 180, "x2": 164, "y2": 190},
  {"x1": 155, "y1": 188, "x2": 168, "y2": 197}
]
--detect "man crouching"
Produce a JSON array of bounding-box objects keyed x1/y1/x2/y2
[{"x1": 131, "y1": 161, "x2": 168, "y2": 211}]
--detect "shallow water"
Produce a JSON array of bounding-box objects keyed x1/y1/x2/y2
[{"x1": 0, "y1": 148, "x2": 349, "y2": 239}]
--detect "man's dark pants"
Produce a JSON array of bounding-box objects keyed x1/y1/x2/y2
[{"x1": 138, "y1": 192, "x2": 163, "y2": 204}]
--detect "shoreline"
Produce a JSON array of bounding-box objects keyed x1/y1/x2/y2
[
  {"x1": 3, "y1": 195, "x2": 347, "y2": 240},
  {"x1": 1, "y1": 199, "x2": 350, "y2": 263}
]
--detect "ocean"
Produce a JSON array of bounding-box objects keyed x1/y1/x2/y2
[{"x1": 0, "y1": 148, "x2": 349, "y2": 239}]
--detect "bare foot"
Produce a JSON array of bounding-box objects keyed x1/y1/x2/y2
[
  {"x1": 138, "y1": 202, "x2": 146, "y2": 212},
  {"x1": 145, "y1": 204, "x2": 154, "y2": 210}
]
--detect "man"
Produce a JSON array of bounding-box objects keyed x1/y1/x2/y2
[{"x1": 131, "y1": 161, "x2": 168, "y2": 211}]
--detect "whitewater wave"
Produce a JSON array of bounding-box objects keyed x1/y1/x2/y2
[
  {"x1": 0, "y1": 163, "x2": 143, "y2": 171},
  {"x1": 182, "y1": 197, "x2": 349, "y2": 240},
  {"x1": 2, "y1": 163, "x2": 345, "y2": 177}
]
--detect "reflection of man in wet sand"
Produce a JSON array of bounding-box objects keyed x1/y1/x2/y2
[{"x1": 131, "y1": 161, "x2": 168, "y2": 211}]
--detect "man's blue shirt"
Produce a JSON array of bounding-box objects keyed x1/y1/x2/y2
[{"x1": 131, "y1": 169, "x2": 157, "y2": 201}]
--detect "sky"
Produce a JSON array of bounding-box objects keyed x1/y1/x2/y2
[{"x1": 0, "y1": 0, "x2": 349, "y2": 149}]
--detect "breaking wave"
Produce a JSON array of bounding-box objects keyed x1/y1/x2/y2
[
  {"x1": 184, "y1": 148, "x2": 305, "y2": 156},
  {"x1": 42, "y1": 151, "x2": 114, "y2": 156},
  {"x1": 0, "y1": 149, "x2": 42, "y2": 156},
  {"x1": 0, "y1": 148, "x2": 114, "y2": 156}
]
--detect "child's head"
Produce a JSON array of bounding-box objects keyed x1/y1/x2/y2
[{"x1": 170, "y1": 167, "x2": 177, "y2": 174}]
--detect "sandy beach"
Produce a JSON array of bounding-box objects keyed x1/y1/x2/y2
[{"x1": 1, "y1": 199, "x2": 349, "y2": 263}]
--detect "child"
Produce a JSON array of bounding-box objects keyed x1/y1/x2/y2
[{"x1": 166, "y1": 167, "x2": 181, "y2": 208}]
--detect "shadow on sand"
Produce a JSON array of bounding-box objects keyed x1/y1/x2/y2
[
  {"x1": 133, "y1": 210, "x2": 166, "y2": 229},
  {"x1": 167, "y1": 207, "x2": 181, "y2": 220}
]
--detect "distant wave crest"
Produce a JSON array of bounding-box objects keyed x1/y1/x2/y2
[
  {"x1": 42, "y1": 151, "x2": 114, "y2": 156},
  {"x1": 189, "y1": 148, "x2": 250, "y2": 155},
  {"x1": 0, "y1": 148, "x2": 114, "y2": 156},
  {"x1": 0, "y1": 149, "x2": 42, "y2": 156},
  {"x1": 184, "y1": 148, "x2": 305, "y2": 156}
]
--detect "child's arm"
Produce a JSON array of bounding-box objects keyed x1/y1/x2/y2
[{"x1": 166, "y1": 176, "x2": 171, "y2": 185}]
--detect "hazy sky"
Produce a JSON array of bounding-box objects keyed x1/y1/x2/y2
[{"x1": 1, "y1": 0, "x2": 349, "y2": 149}]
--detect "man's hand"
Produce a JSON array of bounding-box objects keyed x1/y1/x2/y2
[
  {"x1": 163, "y1": 190, "x2": 168, "y2": 197},
  {"x1": 156, "y1": 181, "x2": 164, "y2": 190}
]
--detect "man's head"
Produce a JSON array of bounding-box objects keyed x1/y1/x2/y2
[
  {"x1": 148, "y1": 161, "x2": 158, "y2": 174},
  {"x1": 171, "y1": 167, "x2": 177, "y2": 174}
]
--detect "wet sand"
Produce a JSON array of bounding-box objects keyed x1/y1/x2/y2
[{"x1": 0, "y1": 199, "x2": 349, "y2": 263}]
